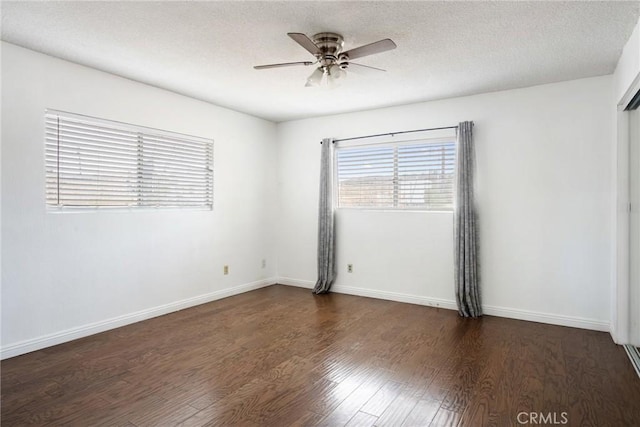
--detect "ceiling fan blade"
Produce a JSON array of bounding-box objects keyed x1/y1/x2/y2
[
  {"x1": 342, "y1": 39, "x2": 396, "y2": 60},
  {"x1": 288, "y1": 33, "x2": 321, "y2": 56},
  {"x1": 254, "y1": 61, "x2": 315, "y2": 70},
  {"x1": 348, "y1": 62, "x2": 387, "y2": 74}
]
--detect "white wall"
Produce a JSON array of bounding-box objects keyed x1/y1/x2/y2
[
  {"x1": 277, "y1": 76, "x2": 613, "y2": 330},
  {"x1": 0, "y1": 40, "x2": 619, "y2": 358},
  {"x1": 1, "y1": 42, "x2": 278, "y2": 357}
]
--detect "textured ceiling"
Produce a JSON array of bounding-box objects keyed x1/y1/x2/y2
[{"x1": 2, "y1": 1, "x2": 639, "y2": 122}]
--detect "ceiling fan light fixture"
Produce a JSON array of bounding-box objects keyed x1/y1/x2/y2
[
  {"x1": 326, "y1": 64, "x2": 346, "y2": 89},
  {"x1": 305, "y1": 67, "x2": 325, "y2": 87},
  {"x1": 328, "y1": 64, "x2": 347, "y2": 80}
]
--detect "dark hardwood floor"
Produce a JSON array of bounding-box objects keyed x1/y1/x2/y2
[{"x1": 2, "y1": 285, "x2": 640, "y2": 426}]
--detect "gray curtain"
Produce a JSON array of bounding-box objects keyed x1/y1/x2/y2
[
  {"x1": 454, "y1": 121, "x2": 482, "y2": 317},
  {"x1": 313, "y1": 138, "x2": 336, "y2": 294}
]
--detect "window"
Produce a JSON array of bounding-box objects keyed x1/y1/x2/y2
[
  {"x1": 45, "y1": 110, "x2": 213, "y2": 210},
  {"x1": 336, "y1": 137, "x2": 456, "y2": 211}
]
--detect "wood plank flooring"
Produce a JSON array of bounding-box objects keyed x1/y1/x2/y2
[{"x1": 2, "y1": 285, "x2": 640, "y2": 426}]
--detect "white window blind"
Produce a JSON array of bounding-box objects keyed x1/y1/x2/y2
[
  {"x1": 336, "y1": 138, "x2": 456, "y2": 211},
  {"x1": 45, "y1": 110, "x2": 213, "y2": 210}
]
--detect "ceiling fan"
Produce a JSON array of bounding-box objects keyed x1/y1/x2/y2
[{"x1": 254, "y1": 32, "x2": 397, "y2": 87}]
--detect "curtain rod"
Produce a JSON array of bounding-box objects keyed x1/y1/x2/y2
[{"x1": 322, "y1": 125, "x2": 459, "y2": 144}]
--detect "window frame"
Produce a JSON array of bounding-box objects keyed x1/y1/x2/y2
[
  {"x1": 333, "y1": 134, "x2": 457, "y2": 212},
  {"x1": 44, "y1": 109, "x2": 214, "y2": 212}
]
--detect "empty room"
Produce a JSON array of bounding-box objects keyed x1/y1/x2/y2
[{"x1": 2, "y1": 1, "x2": 640, "y2": 426}]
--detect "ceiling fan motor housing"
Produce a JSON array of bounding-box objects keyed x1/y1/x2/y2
[{"x1": 312, "y1": 32, "x2": 345, "y2": 67}]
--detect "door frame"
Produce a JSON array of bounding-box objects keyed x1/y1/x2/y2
[{"x1": 613, "y1": 73, "x2": 640, "y2": 344}]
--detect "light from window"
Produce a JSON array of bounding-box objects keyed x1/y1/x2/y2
[
  {"x1": 45, "y1": 110, "x2": 213, "y2": 210},
  {"x1": 336, "y1": 138, "x2": 455, "y2": 210}
]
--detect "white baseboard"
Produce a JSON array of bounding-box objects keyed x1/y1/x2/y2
[
  {"x1": 278, "y1": 277, "x2": 455, "y2": 310},
  {"x1": 482, "y1": 304, "x2": 609, "y2": 332},
  {"x1": 276, "y1": 277, "x2": 316, "y2": 289},
  {"x1": 5, "y1": 276, "x2": 609, "y2": 360},
  {"x1": 277, "y1": 277, "x2": 315, "y2": 289},
  {"x1": 610, "y1": 323, "x2": 618, "y2": 344},
  {"x1": 1, "y1": 277, "x2": 277, "y2": 360},
  {"x1": 276, "y1": 277, "x2": 609, "y2": 332}
]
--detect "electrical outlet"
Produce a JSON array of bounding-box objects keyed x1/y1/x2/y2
[
  {"x1": 261, "y1": 259, "x2": 266, "y2": 268},
  {"x1": 347, "y1": 264, "x2": 353, "y2": 273},
  {"x1": 223, "y1": 265, "x2": 229, "y2": 275}
]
